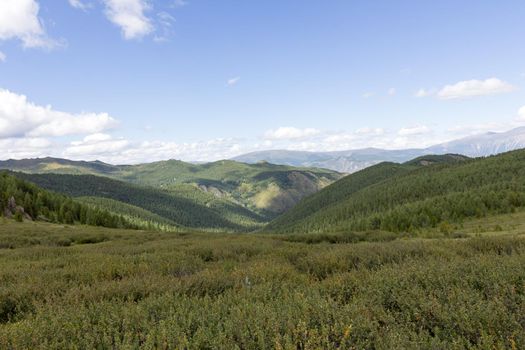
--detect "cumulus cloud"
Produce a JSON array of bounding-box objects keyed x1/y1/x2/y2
[
  {"x1": 0, "y1": 51, "x2": 5, "y2": 62},
  {"x1": 0, "y1": 0, "x2": 58, "y2": 48},
  {"x1": 226, "y1": 77, "x2": 240, "y2": 87},
  {"x1": 398, "y1": 125, "x2": 430, "y2": 136},
  {"x1": 437, "y1": 78, "x2": 515, "y2": 100},
  {"x1": 0, "y1": 137, "x2": 53, "y2": 159},
  {"x1": 102, "y1": 0, "x2": 154, "y2": 40},
  {"x1": 264, "y1": 127, "x2": 320, "y2": 140},
  {"x1": 62, "y1": 136, "x2": 245, "y2": 164},
  {"x1": 0, "y1": 88, "x2": 117, "y2": 138},
  {"x1": 66, "y1": 133, "x2": 129, "y2": 157}
]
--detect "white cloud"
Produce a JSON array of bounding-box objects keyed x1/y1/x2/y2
[
  {"x1": 63, "y1": 136, "x2": 245, "y2": 164},
  {"x1": 437, "y1": 78, "x2": 515, "y2": 100},
  {"x1": 226, "y1": 77, "x2": 240, "y2": 86},
  {"x1": 68, "y1": 0, "x2": 91, "y2": 11},
  {"x1": 447, "y1": 122, "x2": 508, "y2": 136},
  {"x1": 0, "y1": 137, "x2": 53, "y2": 159},
  {"x1": 153, "y1": 11, "x2": 175, "y2": 42},
  {"x1": 0, "y1": 51, "x2": 5, "y2": 62},
  {"x1": 517, "y1": 106, "x2": 525, "y2": 121},
  {"x1": 0, "y1": 88, "x2": 117, "y2": 138},
  {"x1": 0, "y1": 0, "x2": 58, "y2": 49},
  {"x1": 398, "y1": 125, "x2": 430, "y2": 136},
  {"x1": 355, "y1": 127, "x2": 384, "y2": 136},
  {"x1": 102, "y1": 0, "x2": 154, "y2": 40},
  {"x1": 172, "y1": 0, "x2": 188, "y2": 8},
  {"x1": 81, "y1": 133, "x2": 113, "y2": 143},
  {"x1": 264, "y1": 127, "x2": 320, "y2": 140},
  {"x1": 323, "y1": 133, "x2": 355, "y2": 144},
  {"x1": 414, "y1": 89, "x2": 434, "y2": 98},
  {"x1": 387, "y1": 88, "x2": 396, "y2": 96},
  {"x1": 66, "y1": 134, "x2": 129, "y2": 157}
]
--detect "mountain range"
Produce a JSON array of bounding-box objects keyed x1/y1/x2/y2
[
  {"x1": 0, "y1": 158, "x2": 341, "y2": 232},
  {"x1": 233, "y1": 126, "x2": 525, "y2": 172}
]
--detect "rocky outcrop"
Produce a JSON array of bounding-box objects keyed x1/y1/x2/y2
[{"x1": 3, "y1": 196, "x2": 32, "y2": 221}]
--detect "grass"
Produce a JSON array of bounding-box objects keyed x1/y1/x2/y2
[{"x1": 0, "y1": 218, "x2": 525, "y2": 349}]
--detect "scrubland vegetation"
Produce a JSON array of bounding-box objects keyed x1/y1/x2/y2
[{"x1": 1, "y1": 217, "x2": 525, "y2": 349}]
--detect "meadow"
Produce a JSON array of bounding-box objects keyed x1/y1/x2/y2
[{"x1": 1, "y1": 215, "x2": 525, "y2": 349}]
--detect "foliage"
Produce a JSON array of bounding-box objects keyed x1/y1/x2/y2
[{"x1": 0, "y1": 221, "x2": 524, "y2": 348}]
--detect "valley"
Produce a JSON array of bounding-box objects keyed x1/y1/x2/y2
[
  {"x1": 0, "y1": 158, "x2": 341, "y2": 231},
  {"x1": 2, "y1": 149, "x2": 525, "y2": 348}
]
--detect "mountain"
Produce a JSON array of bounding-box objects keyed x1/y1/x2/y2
[
  {"x1": 10, "y1": 172, "x2": 266, "y2": 232},
  {"x1": 0, "y1": 158, "x2": 342, "y2": 224},
  {"x1": 265, "y1": 151, "x2": 525, "y2": 234},
  {"x1": 232, "y1": 148, "x2": 426, "y2": 173},
  {"x1": 428, "y1": 126, "x2": 525, "y2": 156},
  {"x1": 233, "y1": 127, "x2": 525, "y2": 173}
]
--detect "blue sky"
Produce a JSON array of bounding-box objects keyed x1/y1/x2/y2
[{"x1": 0, "y1": 0, "x2": 524, "y2": 163}]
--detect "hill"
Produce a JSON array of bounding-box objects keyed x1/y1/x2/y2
[
  {"x1": 0, "y1": 158, "x2": 342, "y2": 216},
  {"x1": 10, "y1": 172, "x2": 267, "y2": 232},
  {"x1": 265, "y1": 151, "x2": 525, "y2": 233}
]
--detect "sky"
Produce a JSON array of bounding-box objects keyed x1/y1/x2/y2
[{"x1": 0, "y1": 0, "x2": 524, "y2": 163}]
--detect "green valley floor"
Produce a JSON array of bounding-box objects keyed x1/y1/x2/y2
[{"x1": 1, "y1": 213, "x2": 525, "y2": 349}]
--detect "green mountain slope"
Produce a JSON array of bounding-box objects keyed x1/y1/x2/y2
[
  {"x1": 76, "y1": 197, "x2": 180, "y2": 231},
  {"x1": 0, "y1": 158, "x2": 342, "y2": 216},
  {"x1": 0, "y1": 157, "x2": 117, "y2": 175},
  {"x1": 264, "y1": 151, "x2": 525, "y2": 233},
  {"x1": 0, "y1": 172, "x2": 136, "y2": 230},
  {"x1": 10, "y1": 172, "x2": 266, "y2": 232}
]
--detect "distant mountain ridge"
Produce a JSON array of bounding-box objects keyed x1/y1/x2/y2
[{"x1": 233, "y1": 127, "x2": 525, "y2": 172}]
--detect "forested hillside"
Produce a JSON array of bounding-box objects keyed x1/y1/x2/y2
[
  {"x1": 0, "y1": 172, "x2": 136, "y2": 229},
  {"x1": 0, "y1": 158, "x2": 342, "y2": 215},
  {"x1": 266, "y1": 151, "x2": 525, "y2": 233},
  {"x1": 10, "y1": 172, "x2": 267, "y2": 232}
]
